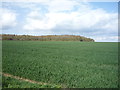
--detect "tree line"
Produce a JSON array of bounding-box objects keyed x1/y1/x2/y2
[{"x1": 1, "y1": 34, "x2": 95, "y2": 42}]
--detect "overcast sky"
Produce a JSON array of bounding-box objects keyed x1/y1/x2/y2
[{"x1": 1, "y1": 0, "x2": 118, "y2": 42}]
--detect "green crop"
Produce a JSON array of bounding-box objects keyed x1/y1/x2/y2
[{"x1": 2, "y1": 41, "x2": 118, "y2": 88}]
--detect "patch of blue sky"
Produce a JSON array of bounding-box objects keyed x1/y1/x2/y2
[{"x1": 90, "y1": 2, "x2": 118, "y2": 13}]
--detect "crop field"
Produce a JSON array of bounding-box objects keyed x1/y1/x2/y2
[{"x1": 2, "y1": 41, "x2": 118, "y2": 88}]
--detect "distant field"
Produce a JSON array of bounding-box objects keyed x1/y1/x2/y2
[{"x1": 2, "y1": 41, "x2": 118, "y2": 88}]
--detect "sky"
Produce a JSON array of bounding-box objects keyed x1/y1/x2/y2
[{"x1": 1, "y1": 0, "x2": 118, "y2": 42}]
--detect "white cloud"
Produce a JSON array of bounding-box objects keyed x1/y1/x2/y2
[
  {"x1": 47, "y1": 0, "x2": 79, "y2": 12},
  {"x1": 23, "y1": 4, "x2": 117, "y2": 36},
  {"x1": 0, "y1": 8, "x2": 17, "y2": 30},
  {"x1": 23, "y1": 17, "x2": 56, "y2": 30}
]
